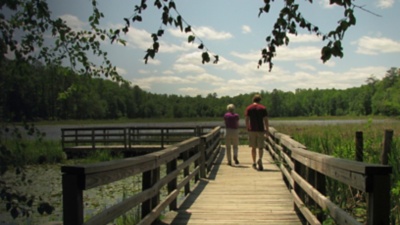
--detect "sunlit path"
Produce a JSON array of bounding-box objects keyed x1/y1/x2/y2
[{"x1": 159, "y1": 145, "x2": 302, "y2": 225}]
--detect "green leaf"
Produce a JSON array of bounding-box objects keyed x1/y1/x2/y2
[
  {"x1": 321, "y1": 46, "x2": 332, "y2": 62},
  {"x1": 153, "y1": 42, "x2": 159, "y2": 52},
  {"x1": 201, "y1": 52, "x2": 210, "y2": 64},
  {"x1": 151, "y1": 33, "x2": 158, "y2": 41},
  {"x1": 188, "y1": 35, "x2": 195, "y2": 43},
  {"x1": 176, "y1": 15, "x2": 183, "y2": 32},
  {"x1": 154, "y1": 0, "x2": 162, "y2": 9},
  {"x1": 11, "y1": 207, "x2": 19, "y2": 219},
  {"x1": 213, "y1": 55, "x2": 219, "y2": 64},
  {"x1": 169, "y1": 1, "x2": 176, "y2": 9},
  {"x1": 185, "y1": 26, "x2": 191, "y2": 33},
  {"x1": 135, "y1": 15, "x2": 142, "y2": 22},
  {"x1": 123, "y1": 18, "x2": 130, "y2": 26}
]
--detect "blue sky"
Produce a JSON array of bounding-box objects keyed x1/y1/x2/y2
[{"x1": 48, "y1": 0, "x2": 399, "y2": 97}]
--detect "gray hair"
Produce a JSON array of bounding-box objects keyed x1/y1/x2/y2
[{"x1": 227, "y1": 104, "x2": 235, "y2": 112}]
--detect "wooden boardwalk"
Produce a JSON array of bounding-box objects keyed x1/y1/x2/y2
[{"x1": 159, "y1": 145, "x2": 302, "y2": 225}]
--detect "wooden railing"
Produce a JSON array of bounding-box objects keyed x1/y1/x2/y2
[
  {"x1": 61, "y1": 127, "x2": 127, "y2": 150},
  {"x1": 266, "y1": 127, "x2": 392, "y2": 225},
  {"x1": 61, "y1": 125, "x2": 393, "y2": 225},
  {"x1": 61, "y1": 126, "x2": 216, "y2": 157},
  {"x1": 61, "y1": 126, "x2": 221, "y2": 225}
]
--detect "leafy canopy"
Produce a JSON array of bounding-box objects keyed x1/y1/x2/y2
[{"x1": 0, "y1": 0, "x2": 373, "y2": 78}]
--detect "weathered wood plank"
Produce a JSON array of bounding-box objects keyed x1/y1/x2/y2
[{"x1": 159, "y1": 145, "x2": 302, "y2": 225}]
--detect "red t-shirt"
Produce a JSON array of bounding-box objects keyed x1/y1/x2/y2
[{"x1": 245, "y1": 103, "x2": 268, "y2": 131}]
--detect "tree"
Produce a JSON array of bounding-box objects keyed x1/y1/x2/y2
[
  {"x1": 0, "y1": 0, "x2": 122, "y2": 81},
  {"x1": 1, "y1": 0, "x2": 372, "y2": 77},
  {"x1": 119, "y1": 0, "x2": 368, "y2": 70}
]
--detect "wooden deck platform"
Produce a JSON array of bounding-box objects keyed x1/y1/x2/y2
[{"x1": 159, "y1": 145, "x2": 302, "y2": 225}]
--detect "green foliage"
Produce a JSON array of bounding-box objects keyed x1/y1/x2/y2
[
  {"x1": 0, "y1": 0, "x2": 122, "y2": 81},
  {"x1": 257, "y1": 0, "x2": 362, "y2": 70},
  {"x1": 0, "y1": 123, "x2": 63, "y2": 221},
  {"x1": 113, "y1": 0, "x2": 365, "y2": 69}
]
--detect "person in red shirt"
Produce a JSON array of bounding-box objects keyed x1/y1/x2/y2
[
  {"x1": 245, "y1": 94, "x2": 269, "y2": 171},
  {"x1": 223, "y1": 104, "x2": 240, "y2": 166}
]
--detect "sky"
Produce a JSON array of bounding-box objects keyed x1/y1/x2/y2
[{"x1": 47, "y1": 0, "x2": 400, "y2": 97}]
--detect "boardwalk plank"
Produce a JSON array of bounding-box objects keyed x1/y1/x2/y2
[{"x1": 159, "y1": 145, "x2": 302, "y2": 225}]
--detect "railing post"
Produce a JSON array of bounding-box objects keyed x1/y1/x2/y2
[
  {"x1": 123, "y1": 128, "x2": 127, "y2": 150},
  {"x1": 61, "y1": 129, "x2": 65, "y2": 150},
  {"x1": 315, "y1": 171, "x2": 326, "y2": 222},
  {"x1": 128, "y1": 128, "x2": 132, "y2": 149},
  {"x1": 142, "y1": 167, "x2": 160, "y2": 220},
  {"x1": 75, "y1": 129, "x2": 78, "y2": 147},
  {"x1": 355, "y1": 131, "x2": 363, "y2": 162},
  {"x1": 161, "y1": 129, "x2": 164, "y2": 149},
  {"x1": 293, "y1": 160, "x2": 306, "y2": 223},
  {"x1": 367, "y1": 174, "x2": 391, "y2": 225},
  {"x1": 380, "y1": 129, "x2": 393, "y2": 165},
  {"x1": 62, "y1": 173, "x2": 83, "y2": 225},
  {"x1": 167, "y1": 158, "x2": 177, "y2": 210},
  {"x1": 199, "y1": 137, "x2": 206, "y2": 178},
  {"x1": 183, "y1": 149, "x2": 190, "y2": 195},
  {"x1": 91, "y1": 129, "x2": 95, "y2": 150}
]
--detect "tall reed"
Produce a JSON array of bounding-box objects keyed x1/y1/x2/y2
[{"x1": 273, "y1": 119, "x2": 400, "y2": 225}]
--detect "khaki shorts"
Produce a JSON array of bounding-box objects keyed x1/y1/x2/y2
[{"x1": 248, "y1": 131, "x2": 265, "y2": 149}]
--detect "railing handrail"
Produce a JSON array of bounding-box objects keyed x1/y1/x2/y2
[
  {"x1": 61, "y1": 125, "x2": 392, "y2": 225},
  {"x1": 61, "y1": 126, "x2": 221, "y2": 225},
  {"x1": 61, "y1": 126, "x2": 215, "y2": 152},
  {"x1": 266, "y1": 127, "x2": 392, "y2": 225}
]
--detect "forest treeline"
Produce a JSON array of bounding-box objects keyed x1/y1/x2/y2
[{"x1": 1, "y1": 60, "x2": 399, "y2": 122}]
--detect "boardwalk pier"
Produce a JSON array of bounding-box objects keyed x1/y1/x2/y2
[
  {"x1": 159, "y1": 146, "x2": 301, "y2": 225},
  {"x1": 60, "y1": 125, "x2": 392, "y2": 225}
]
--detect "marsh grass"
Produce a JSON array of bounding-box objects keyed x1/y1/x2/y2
[
  {"x1": 1, "y1": 139, "x2": 65, "y2": 165},
  {"x1": 273, "y1": 119, "x2": 400, "y2": 225}
]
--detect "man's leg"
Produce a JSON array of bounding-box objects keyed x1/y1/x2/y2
[
  {"x1": 232, "y1": 131, "x2": 239, "y2": 164},
  {"x1": 249, "y1": 132, "x2": 257, "y2": 169},
  {"x1": 233, "y1": 145, "x2": 239, "y2": 164},
  {"x1": 225, "y1": 137, "x2": 232, "y2": 165},
  {"x1": 257, "y1": 132, "x2": 264, "y2": 171},
  {"x1": 251, "y1": 147, "x2": 257, "y2": 169},
  {"x1": 258, "y1": 147, "x2": 264, "y2": 160}
]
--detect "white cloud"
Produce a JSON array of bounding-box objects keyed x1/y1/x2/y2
[
  {"x1": 287, "y1": 33, "x2": 321, "y2": 43},
  {"x1": 132, "y1": 75, "x2": 195, "y2": 90},
  {"x1": 169, "y1": 26, "x2": 233, "y2": 40},
  {"x1": 274, "y1": 46, "x2": 321, "y2": 61},
  {"x1": 173, "y1": 64, "x2": 206, "y2": 74},
  {"x1": 296, "y1": 63, "x2": 317, "y2": 71},
  {"x1": 116, "y1": 67, "x2": 127, "y2": 75},
  {"x1": 242, "y1": 25, "x2": 251, "y2": 34},
  {"x1": 231, "y1": 50, "x2": 259, "y2": 61},
  {"x1": 179, "y1": 87, "x2": 202, "y2": 96},
  {"x1": 354, "y1": 36, "x2": 400, "y2": 55},
  {"x1": 159, "y1": 41, "x2": 196, "y2": 53},
  {"x1": 319, "y1": 0, "x2": 335, "y2": 9},
  {"x1": 59, "y1": 14, "x2": 86, "y2": 31},
  {"x1": 176, "y1": 52, "x2": 204, "y2": 64},
  {"x1": 124, "y1": 27, "x2": 153, "y2": 50},
  {"x1": 187, "y1": 73, "x2": 224, "y2": 84},
  {"x1": 376, "y1": 0, "x2": 395, "y2": 8},
  {"x1": 162, "y1": 70, "x2": 174, "y2": 75},
  {"x1": 285, "y1": 66, "x2": 387, "y2": 91},
  {"x1": 141, "y1": 58, "x2": 161, "y2": 65}
]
